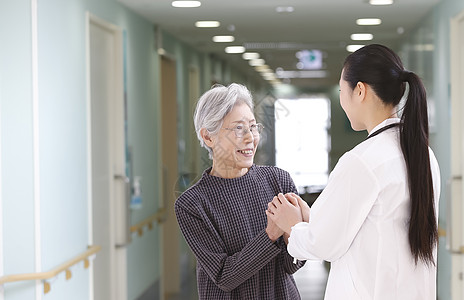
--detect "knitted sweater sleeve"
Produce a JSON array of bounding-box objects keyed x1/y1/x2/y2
[{"x1": 175, "y1": 194, "x2": 282, "y2": 292}]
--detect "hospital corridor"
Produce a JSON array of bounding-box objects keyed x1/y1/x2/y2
[{"x1": 1, "y1": 0, "x2": 464, "y2": 299}]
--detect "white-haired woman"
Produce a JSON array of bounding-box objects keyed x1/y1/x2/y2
[{"x1": 175, "y1": 83, "x2": 304, "y2": 299}]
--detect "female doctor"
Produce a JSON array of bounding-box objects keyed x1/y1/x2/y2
[{"x1": 267, "y1": 44, "x2": 441, "y2": 300}]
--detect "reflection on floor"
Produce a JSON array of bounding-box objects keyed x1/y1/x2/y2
[{"x1": 293, "y1": 260, "x2": 329, "y2": 300}]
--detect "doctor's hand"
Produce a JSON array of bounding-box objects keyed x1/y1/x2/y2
[
  {"x1": 285, "y1": 193, "x2": 310, "y2": 223},
  {"x1": 266, "y1": 193, "x2": 303, "y2": 234}
]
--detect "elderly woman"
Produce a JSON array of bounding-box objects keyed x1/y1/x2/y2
[{"x1": 175, "y1": 83, "x2": 304, "y2": 299}]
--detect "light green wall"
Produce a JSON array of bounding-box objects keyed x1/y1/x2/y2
[
  {"x1": 37, "y1": 0, "x2": 91, "y2": 297},
  {"x1": 1, "y1": 0, "x2": 162, "y2": 299},
  {"x1": 38, "y1": 1, "x2": 162, "y2": 299},
  {"x1": 0, "y1": 0, "x2": 36, "y2": 299},
  {"x1": 115, "y1": 7, "x2": 161, "y2": 300},
  {"x1": 432, "y1": 1, "x2": 464, "y2": 299},
  {"x1": 399, "y1": 0, "x2": 464, "y2": 299}
]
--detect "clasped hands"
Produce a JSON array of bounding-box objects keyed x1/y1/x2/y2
[{"x1": 265, "y1": 193, "x2": 310, "y2": 242}]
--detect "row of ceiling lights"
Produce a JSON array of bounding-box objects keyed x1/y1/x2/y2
[
  {"x1": 347, "y1": 0, "x2": 394, "y2": 51},
  {"x1": 171, "y1": 0, "x2": 394, "y2": 85},
  {"x1": 173, "y1": 0, "x2": 394, "y2": 8},
  {"x1": 191, "y1": 8, "x2": 282, "y2": 85}
]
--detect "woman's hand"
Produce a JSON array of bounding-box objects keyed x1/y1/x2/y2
[
  {"x1": 265, "y1": 213, "x2": 284, "y2": 243},
  {"x1": 286, "y1": 193, "x2": 310, "y2": 223},
  {"x1": 266, "y1": 193, "x2": 303, "y2": 234}
]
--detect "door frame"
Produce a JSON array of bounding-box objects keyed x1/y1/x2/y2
[
  {"x1": 85, "y1": 12, "x2": 127, "y2": 300},
  {"x1": 159, "y1": 53, "x2": 180, "y2": 300},
  {"x1": 450, "y1": 8, "x2": 464, "y2": 300}
]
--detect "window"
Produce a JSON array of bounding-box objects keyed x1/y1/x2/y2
[{"x1": 274, "y1": 98, "x2": 330, "y2": 193}]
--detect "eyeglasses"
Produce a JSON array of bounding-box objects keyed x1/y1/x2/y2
[{"x1": 223, "y1": 123, "x2": 264, "y2": 138}]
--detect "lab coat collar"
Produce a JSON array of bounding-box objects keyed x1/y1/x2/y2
[{"x1": 368, "y1": 118, "x2": 401, "y2": 137}]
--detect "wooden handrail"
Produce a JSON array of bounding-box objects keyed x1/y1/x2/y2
[
  {"x1": 438, "y1": 225, "x2": 446, "y2": 237},
  {"x1": 0, "y1": 245, "x2": 101, "y2": 285},
  {"x1": 130, "y1": 208, "x2": 166, "y2": 236}
]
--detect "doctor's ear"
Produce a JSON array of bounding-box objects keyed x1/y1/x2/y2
[
  {"x1": 356, "y1": 81, "x2": 366, "y2": 97},
  {"x1": 200, "y1": 128, "x2": 214, "y2": 147}
]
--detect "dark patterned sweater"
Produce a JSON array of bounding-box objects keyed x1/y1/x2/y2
[{"x1": 175, "y1": 164, "x2": 304, "y2": 299}]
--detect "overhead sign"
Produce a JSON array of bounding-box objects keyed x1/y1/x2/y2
[{"x1": 296, "y1": 49, "x2": 323, "y2": 70}]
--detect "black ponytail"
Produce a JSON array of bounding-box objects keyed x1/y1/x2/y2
[
  {"x1": 400, "y1": 71, "x2": 437, "y2": 266},
  {"x1": 343, "y1": 44, "x2": 437, "y2": 266}
]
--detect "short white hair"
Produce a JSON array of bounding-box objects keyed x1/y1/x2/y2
[{"x1": 194, "y1": 83, "x2": 254, "y2": 159}]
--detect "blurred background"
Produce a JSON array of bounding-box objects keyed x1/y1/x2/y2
[{"x1": 1, "y1": 0, "x2": 463, "y2": 299}]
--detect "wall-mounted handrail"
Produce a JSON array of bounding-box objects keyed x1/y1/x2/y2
[
  {"x1": 0, "y1": 245, "x2": 100, "y2": 284},
  {"x1": 130, "y1": 208, "x2": 166, "y2": 236},
  {"x1": 438, "y1": 225, "x2": 446, "y2": 237},
  {"x1": 0, "y1": 245, "x2": 100, "y2": 293}
]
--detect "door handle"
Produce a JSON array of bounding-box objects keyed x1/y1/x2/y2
[
  {"x1": 114, "y1": 174, "x2": 129, "y2": 183},
  {"x1": 114, "y1": 174, "x2": 131, "y2": 248}
]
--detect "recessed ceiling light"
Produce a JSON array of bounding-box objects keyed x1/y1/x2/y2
[
  {"x1": 249, "y1": 59, "x2": 266, "y2": 66},
  {"x1": 351, "y1": 33, "x2": 374, "y2": 41},
  {"x1": 172, "y1": 1, "x2": 201, "y2": 8},
  {"x1": 346, "y1": 45, "x2": 365, "y2": 52},
  {"x1": 255, "y1": 65, "x2": 272, "y2": 73},
  {"x1": 369, "y1": 0, "x2": 393, "y2": 5},
  {"x1": 195, "y1": 21, "x2": 220, "y2": 28},
  {"x1": 242, "y1": 52, "x2": 260, "y2": 60},
  {"x1": 225, "y1": 46, "x2": 246, "y2": 54},
  {"x1": 276, "y1": 6, "x2": 294, "y2": 13},
  {"x1": 262, "y1": 73, "x2": 276, "y2": 80},
  {"x1": 356, "y1": 18, "x2": 382, "y2": 26},
  {"x1": 212, "y1": 35, "x2": 235, "y2": 43}
]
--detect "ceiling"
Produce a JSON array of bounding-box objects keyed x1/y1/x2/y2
[{"x1": 117, "y1": 0, "x2": 441, "y2": 90}]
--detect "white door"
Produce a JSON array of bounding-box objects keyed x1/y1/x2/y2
[
  {"x1": 87, "y1": 14, "x2": 127, "y2": 300},
  {"x1": 450, "y1": 9, "x2": 464, "y2": 300}
]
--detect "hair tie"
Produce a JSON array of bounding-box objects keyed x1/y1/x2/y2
[{"x1": 399, "y1": 70, "x2": 410, "y2": 82}]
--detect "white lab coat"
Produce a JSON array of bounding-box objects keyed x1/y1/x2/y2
[{"x1": 288, "y1": 118, "x2": 440, "y2": 300}]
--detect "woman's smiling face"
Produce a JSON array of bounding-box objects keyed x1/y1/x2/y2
[{"x1": 210, "y1": 102, "x2": 259, "y2": 177}]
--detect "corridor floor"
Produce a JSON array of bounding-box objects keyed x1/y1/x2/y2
[{"x1": 174, "y1": 255, "x2": 329, "y2": 300}]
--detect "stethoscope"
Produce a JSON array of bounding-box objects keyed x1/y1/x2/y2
[{"x1": 365, "y1": 123, "x2": 400, "y2": 141}]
